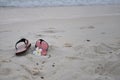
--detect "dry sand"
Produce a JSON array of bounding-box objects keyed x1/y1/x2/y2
[{"x1": 0, "y1": 5, "x2": 120, "y2": 80}]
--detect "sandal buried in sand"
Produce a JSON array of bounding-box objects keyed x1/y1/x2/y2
[
  {"x1": 15, "y1": 38, "x2": 31, "y2": 55},
  {"x1": 35, "y1": 39, "x2": 49, "y2": 56}
]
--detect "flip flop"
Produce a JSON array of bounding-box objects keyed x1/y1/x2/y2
[
  {"x1": 15, "y1": 38, "x2": 31, "y2": 55},
  {"x1": 35, "y1": 39, "x2": 49, "y2": 56}
]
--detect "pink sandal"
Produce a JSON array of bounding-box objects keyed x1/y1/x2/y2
[
  {"x1": 35, "y1": 39, "x2": 49, "y2": 56},
  {"x1": 15, "y1": 38, "x2": 31, "y2": 55}
]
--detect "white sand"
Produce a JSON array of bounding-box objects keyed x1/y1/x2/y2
[{"x1": 0, "y1": 5, "x2": 120, "y2": 80}]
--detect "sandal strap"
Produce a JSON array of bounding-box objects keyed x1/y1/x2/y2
[
  {"x1": 39, "y1": 39, "x2": 44, "y2": 44},
  {"x1": 35, "y1": 39, "x2": 44, "y2": 48},
  {"x1": 15, "y1": 38, "x2": 28, "y2": 49}
]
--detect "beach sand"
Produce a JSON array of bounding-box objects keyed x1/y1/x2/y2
[{"x1": 0, "y1": 5, "x2": 120, "y2": 80}]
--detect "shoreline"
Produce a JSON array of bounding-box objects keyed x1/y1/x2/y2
[
  {"x1": 0, "y1": 4, "x2": 120, "y2": 7},
  {"x1": 0, "y1": 5, "x2": 120, "y2": 20}
]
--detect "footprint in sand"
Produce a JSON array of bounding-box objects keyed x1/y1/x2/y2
[
  {"x1": 95, "y1": 64, "x2": 105, "y2": 75},
  {"x1": 35, "y1": 34, "x2": 46, "y2": 39},
  {"x1": 80, "y1": 25, "x2": 95, "y2": 30},
  {"x1": 95, "y1": 61, "x2": 120, "y2": 77},
  {"x1": 93, "y1": 43, "x2": 114, "y2": 54},
  {"x1": 94, "y1": 43, "x2": 120, "y2": 55},
  {"x1": 65, "y1": 56, "x2": 81, "y2": 60},
  {"x1": 43, "y1": 30, "x2": 56, "y2": 33},
  {"x1": 0, "y1": 30, "x2": 11, "y2": 34},
  {"x1": 95, "y1": 76, "x2": 111, "y2": 80},
  {"x1": 104, "y1": 61, "x2": 120, "y2": 75},
  {"x1": 42, "y1": 29, "x2": 64, "y2": 34},
  {"x1": 1, "y1": 59, "x2": 11, "y2": 63},
  {"x1": 64, "y1": 43, "x2": 72, "y2": 47},
  {"x1": 36, "y1": 34, "x2": 44, "y2": 37},
  {"x1": 20, "y1": 65, "x2": 40, "y2": 76}
]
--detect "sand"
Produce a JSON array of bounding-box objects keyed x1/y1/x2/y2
[{"x1": 0, "y1": 5, "x2": 120, "y2": 80}]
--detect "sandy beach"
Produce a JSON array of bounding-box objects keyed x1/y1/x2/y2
[{"x1": 0, "y1": 5, "x2": 120, "y2": 80}]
